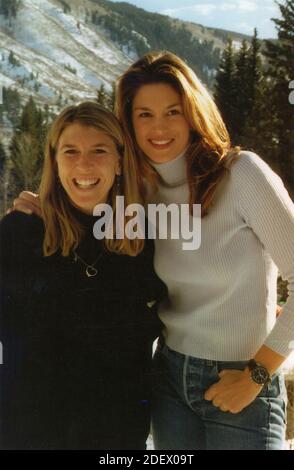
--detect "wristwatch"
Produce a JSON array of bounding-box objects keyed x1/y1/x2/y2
[{"x1": 247, "y1": 359, "x2": 271, "y2": 386}]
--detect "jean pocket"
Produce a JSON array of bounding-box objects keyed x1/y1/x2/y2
[{"x1": 255, "y1": 371, "x2": 285, "y2": 399}]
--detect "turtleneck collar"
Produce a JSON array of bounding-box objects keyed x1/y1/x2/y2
[
  {"x1": 69, "y1": 204, "x2": 98, "y2": 231},
  {"x1": 68, "y1": 204, "x2": 105, "y2": 257},
  {"x1": 148, "y1": 150, "x2": 187, "y2": 188}
]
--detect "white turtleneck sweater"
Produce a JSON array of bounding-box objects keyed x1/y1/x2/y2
[{"x1": 146, "y1": 151, "x2": 294, "y2": 361}]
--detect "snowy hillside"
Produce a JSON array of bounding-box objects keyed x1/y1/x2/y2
[
  {"x1": 0, "y1": 0, "x2": 132, "y2": 109},
  {"x1": 0, "y1": 0, "x2": 248, "y2": 115}
]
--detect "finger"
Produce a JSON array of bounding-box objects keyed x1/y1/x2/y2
[
  {"x1": 15, "y1": 192, "x2": 42, "y2": 217},
  {"x1": 220, "y1": 407, "x2": 229, "y2": 413},
  {"x1": 204, "y1": 386, "x2": 217, "y2": 401},
  {"x1": 13, "y1": 198, "x2": 33, "y2": 211},
  {"x1": 12, "y1": 203, "x2": 33, "y2": 215},
  {"x1": 13, "y1": 192, "x2": 40, "y2": 207},
  {"x1": 13, "y1": 198, "x2": 41, "y2": 217},
  {"x1": 212, "y1": 400, "x2": 221, "y2": 408},
  {"x1": 19, "y1": 191, "x2": 39, "y2": 199}
]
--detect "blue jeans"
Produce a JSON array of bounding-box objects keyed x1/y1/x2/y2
[{"x1": 151, "y1": 340, "x2": 287, "y2": 450}]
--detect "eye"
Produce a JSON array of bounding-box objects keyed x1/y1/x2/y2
[
  {"x1": 167, "y1": 109, "x2": 181, "y2": 116},
  {"x1": 138, "y1": 112, "x2": 152, "y2": 118},
  {"x1": 65, "y1": 149, "x2": 77, "y2": 155},
  {"x1": 93, "y1": 148, "x2": 106, "y2": 154}
]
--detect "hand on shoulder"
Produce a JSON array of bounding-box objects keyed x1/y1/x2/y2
[{"x1": 7, "y1": 191, "x2": 42, "y2": 218}]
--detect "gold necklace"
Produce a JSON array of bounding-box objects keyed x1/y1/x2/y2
[{"x1": 73, "y1": 249, "x2": 103, "y2": 277}]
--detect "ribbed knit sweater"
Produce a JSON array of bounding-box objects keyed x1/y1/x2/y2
[{"x1": 147, "y1": 151, "x2": 294, "y2": 361}]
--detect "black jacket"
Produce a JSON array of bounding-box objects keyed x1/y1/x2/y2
[{"x1": 0, "y1": 210, "x2": 166, "y2": 449}]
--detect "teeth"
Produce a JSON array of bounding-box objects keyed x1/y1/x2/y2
[
  {"x1": 150, "y1": 139, "x2": 172, "y2": 145},
  {"x1": 74, "y1": 178, "x2": 99, "y2": 188}
]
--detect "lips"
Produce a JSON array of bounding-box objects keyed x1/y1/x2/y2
[
  {"x1": 148, "y1": 139, "x2": 174, "y2": 149},
  {"x1": 73, "y1": 178, "x2": 100, "y2": 189}
]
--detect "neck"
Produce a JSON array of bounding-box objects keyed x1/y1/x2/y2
[{"x1": 149, "y1": 150, "x2": 187, "y2": 187}]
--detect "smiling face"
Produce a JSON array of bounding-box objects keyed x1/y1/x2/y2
[
  {"x1": 56, "y1": 123, "x2": 121, "y2": 214},
  {"x1": 132, "y1": 82, "x2": 191, "y2": 164}
]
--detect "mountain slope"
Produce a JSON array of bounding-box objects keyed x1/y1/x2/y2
[
  {"x1": 0, "y1": 0, "x2": 132, "y2": 109},
  {"x1": 0, "y1": 0, "x2": 260, "y2": 146}
]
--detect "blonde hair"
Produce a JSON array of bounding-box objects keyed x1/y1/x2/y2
[
  {"x1": 116, "y1": 51, "x2": 239, "y2": 215},
  {"x1": 39, "y1": 101, "x2": 143, "y2": 257}
]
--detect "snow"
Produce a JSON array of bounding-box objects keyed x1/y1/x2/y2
[
  {"x1": 0, "y1": 71, "x2": 15, "y2": 88},
  {"x1": 203, "y1": 65, "x2": 217, "y2": 78},
  {"x1": 131, "y1": 30, "x2": 151, "y2": 49},
  {"x1": 0, "y1": 0, "x2": 132, "y2": 110},
  {"x1": 232, "y1": 40, "x2": 242, "y2": 50},
  {"x1": 20, "y1": 0, "x2": 122, "y2": 65}
]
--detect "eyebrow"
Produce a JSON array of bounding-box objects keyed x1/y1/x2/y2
[
  {"x1": 133, "y1": 103, "x2": 182, "y2": 111},
  {"x1": 60, "y1": 143, "x2": 110, "y2": 150}
]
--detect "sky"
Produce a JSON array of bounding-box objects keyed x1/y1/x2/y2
[{"x1": 110, "y1": 0, "x2": 283, "y2": 39}]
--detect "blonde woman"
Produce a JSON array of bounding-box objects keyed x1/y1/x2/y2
[
  {"x1": 11, "y1": 52, "x2": 294, "y2": 450},
  {"x1": 0, "y1": 102, "x2": 166, "y2": 450}
]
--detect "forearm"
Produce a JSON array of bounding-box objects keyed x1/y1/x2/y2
[{"x1": 252, "y1": 344, "x2": 285, "y2": 376}]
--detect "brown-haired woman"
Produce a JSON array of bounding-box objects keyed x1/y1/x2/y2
[
  {"x1": 0, "y1": 101, "x2": 166, "y2": 449},
  {"x1": 115, "y1": 51, "x2": 294, "y2": 450}
]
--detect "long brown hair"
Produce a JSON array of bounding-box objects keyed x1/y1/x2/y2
[
  {"x1": 39, "y1": 101, "x2": 143, "y2": 257},
  {"x1": 116, "y1": 51, "x2": 239, "y2": 215}
]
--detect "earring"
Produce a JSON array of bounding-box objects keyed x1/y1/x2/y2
[{"x1": 116, "y1": 174, "x2": 122, "y2": 194}]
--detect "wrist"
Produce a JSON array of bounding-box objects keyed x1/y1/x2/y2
[
  {"x1": 247, "y1": 359, "x2": 271, "y2": 387},
  {"x1": 242, "y1": 367, "x2": 264, "y2": 390}
]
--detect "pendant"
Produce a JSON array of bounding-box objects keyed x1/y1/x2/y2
[{"x1": 86, "y1": 266, "x2": 98, "y2": 277}]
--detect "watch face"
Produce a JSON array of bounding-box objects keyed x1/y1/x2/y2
[{"x1": 252, "y1": 366, "x2": 270, "y2": 385}]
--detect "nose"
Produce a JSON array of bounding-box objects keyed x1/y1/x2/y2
[
  {"x1": 151, "y1": 116, "x2": 169, "y2": 134},
  {"x1": 75, "y1": 152, "x2": 94, "y2": 171}
]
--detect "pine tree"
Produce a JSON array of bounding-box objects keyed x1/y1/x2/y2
[
  {"x1": 214, "y1": 38, "x2": 237, "y2": 140},
  {"x1": 0, "y1": 141, "x2": 8, "y2": 215},
  {"x1": 233, "y1": 40, "x2": 250, "y2": 141},
  {"x1": 109, "y1": 82, "x2": 116, "y2": 112},
  {"x1": 263, "y1": 0, "x2": 294, "y2": 196},
  {"x1": 0, "y1": 0, "x2": 20, "y2": 26},
  {"x1": 235, "y1": 29, "x2": 263, "y2": 145},
  {"x1": 0, "y1": 141, "x2": 6, "y2": 173},
  {"x1": 8, "y1": 51, "x2": 19, "y2": 67},
  {"x1": 19, "y1": 96, "x2": 39, "y2": 134},
  {"x1": 10, "y1": 133, "x2": 40, "y2": 191},
  {"x1": 247, "y1": 28, "x2": 262, "y2": 110},
  {"x1": 242, "y1": 75, "x2": 279, "y2": 167},
  {"x1": 97, "y1": 83, "x2": 107, "y2": 108},
  {"x1": 9, "y1": 97, "x2": 48, "y2": 192},
  {"x1": 2, "y1": 87, "x2": 21, "y2": 127}
]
